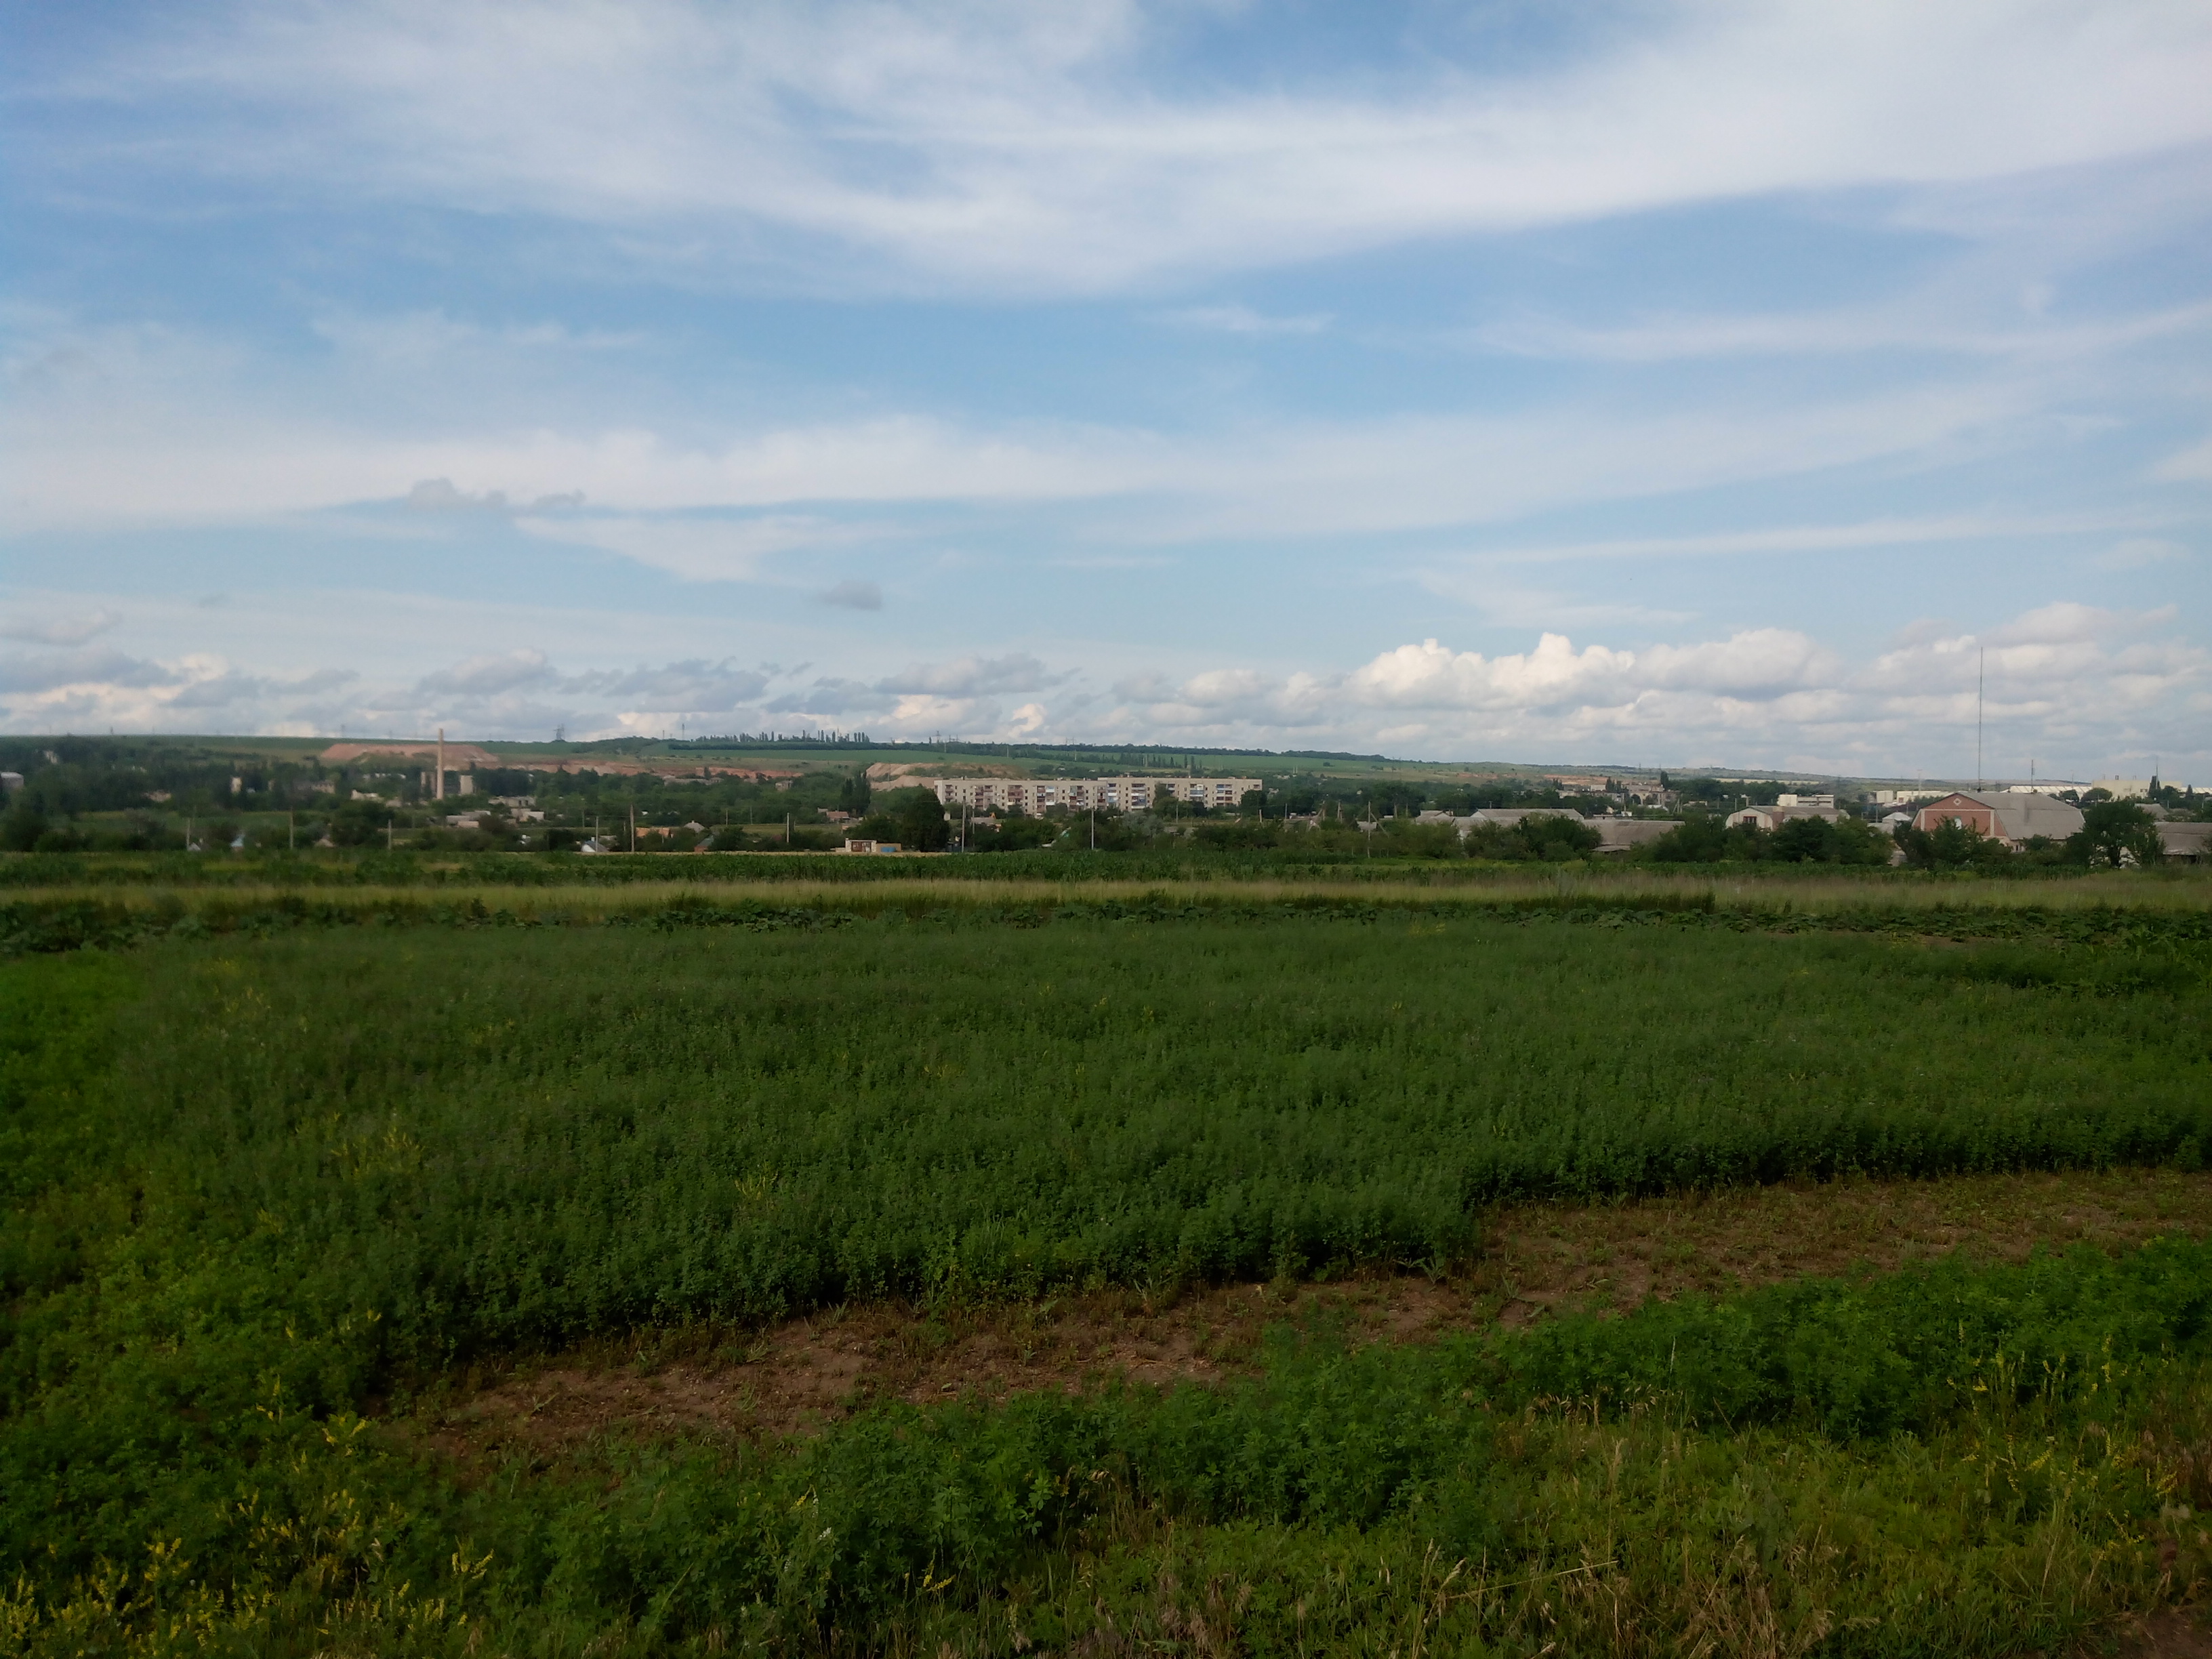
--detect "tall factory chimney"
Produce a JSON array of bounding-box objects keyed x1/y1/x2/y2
[{"x1": 436, "y1": 728, "x2": 446, "y2": 802}]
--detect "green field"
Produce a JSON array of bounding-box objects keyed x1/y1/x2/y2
[{"x1": 5, "y1": 898, "x2": 2212, "y2": 1654}]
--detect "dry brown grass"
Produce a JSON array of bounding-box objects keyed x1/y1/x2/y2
[{"x1": 415, "y1": 1166, "x2": 2212, "y2": 1467}]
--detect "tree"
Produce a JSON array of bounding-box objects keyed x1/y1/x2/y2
[
  {"x1": 1896, "y1": 819, "x2": 2011, "y2": 871},
  {"x1": 1644, "y1": 815, "x2": 1730, "y2": 863},
  {"x1": 2068, "y1": 801, "x2": 2161, "y2": 868},
  {"x1": 869, "y1": 786, "x2": 950, "y2": 851},
  {"x1": 1520, "y1": 815, "x2": 1601, "y2": 861},
  {"x1": 1465, "y1": 815, "x2": 1600, "y2": 861},
  {"x1": 0, "y1": 802, "x2": 49, "y2": 852},
  {"x1": 837, "y1": 768, "x2": 872, "y2": 817},
  {"x1": 1832, "y1": 815, "x2": 1897, "y2": 866},
  {"x1": 1769, "y1": 816, "x2": 1838, "y2": 863}
]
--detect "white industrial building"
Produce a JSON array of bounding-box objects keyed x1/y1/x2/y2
[{"x1": 899, "y1": 776, "x2": 1262, "y2": 813}]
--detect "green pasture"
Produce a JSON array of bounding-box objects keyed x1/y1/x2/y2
[
  {"x1": 81, "y1": 918, "x2": 2212, "y2": 1351},
  {"x1": 9, "y1": 844, "x2": 2212, "y2": 899},
  {"x1": 5, "y1": 916, "x2": 2212, "y2": 1654}
]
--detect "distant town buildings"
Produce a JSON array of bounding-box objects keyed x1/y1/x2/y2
[
  {"x1": 897, "y1": 776, "x2": 1263, "y2": 813},
  {"x1": 319, "y1": 734, "x2": 484, "y2": 799}
]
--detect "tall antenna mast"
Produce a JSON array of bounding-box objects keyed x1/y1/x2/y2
[{"x1": 1975, "y1": 647, "x2": 1984, "y2": 790}]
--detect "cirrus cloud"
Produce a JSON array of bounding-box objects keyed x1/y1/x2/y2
[{"x1": 56, "y1": 0, "x2": 2212, "y2": 293}]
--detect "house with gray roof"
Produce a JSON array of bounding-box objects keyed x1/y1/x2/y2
[{"x1": 1910, "y1": 791, "x2": 2084, "y2": 845}]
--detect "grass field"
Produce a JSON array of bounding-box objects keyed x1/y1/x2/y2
[
  {"x1": 5, "y1": 903, "x2": 2212, "y2": 1654},
  {"x1": 5, "y1": 863, "x2": 2212, "y2": 972},
  {"x1": 7, "y1": 845, "x2": 2212, "y2": 901}
]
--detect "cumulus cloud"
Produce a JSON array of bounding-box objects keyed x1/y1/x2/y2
[
  {"x1": 762, "y1": 652, "x2": 1072, "y2": 735},
  {"x1": 1, "y1": 609, "x2": 2205, "y2": 774},
  {"x1": 393, "y1": 652, "x2": 774, "y2": 730},
  {"x1": 878, "y1": 653, "x2": 1065, "y2": 697},
  {"x1": 568, "y1": 659, "x2": 771, "y2": 711},
  {"x1": 1334, "y1": 629, "x2": 1837, "y2": 713},
  {"x1": 414, "y1": 649, "x2": 556, "y2": 697},
  {"x1": 0, "y1": 647, "x2": 360, "y2": 731},
  {"x1": 0, "y1": 640, "x2": 781, "y2": 740},
  {"x1": 1106, "y1": 607, "x2": 2211, "y2": 775},
  {"x1": 0, "y1": 647, "x2": 176, "y2": 696}
]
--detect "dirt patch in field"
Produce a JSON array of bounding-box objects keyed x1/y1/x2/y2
[
  {"x1": 1475, "y1": 1165, "x2": 2212, "y2": 1325},
  {"x1": 417, "y1": 1166, "x2": 2212, "y2": 1467},
  {"x1": 2118, "y1": 1611, "x2": 2212, "y2": 1658}
]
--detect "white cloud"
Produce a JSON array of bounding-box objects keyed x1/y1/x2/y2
[
  {"x1": 3, "y1": 606, "x2": 2205, "y2": 775},
  {"x1": 1161, "y1": 304, "x2": 1331, "y2": 336},
  {"x1": 8, "y1": 301, "x2": 2062, "y2": 540},
  {"x1": 414, "y1": 649, "x2": 556, "y2": 697},
  {"x1": 68, "y1": 0, "x2": 2212, "y2": 292},
  {"x1": 0, "y1": 646, "x2": 359, "y2": 733},
  {"x1": 0, "y1": 609, "x2": 121, "y2": 646},
  {"x1": 2154, "y1": 433, "x2": 2212, "y2": 481},
  {"x1": 565, "y1": 659, "x2": 772, "y2": 712},
  {"x1": 733, "y1": 649, "x2": 1090, "y2": 742},
  {"x1": 514, "y1": 513, "x2": 883, "y2": 581},
  {"x1": 878, "y1": 653, "x2": 1064, "y2": 697},
  {"x1": 408, "y1": 478, "x2": 584, "y2": 514},
  {"x1": 1440, "y1": 510, "x2": 2166, "y2": 568},
  {"x1": 1334, "y1": 628, "x2": 1838, "y2": 713},
  {"x1": 1101, "y1": 606, "x2": 2210, "y2": 774},
  {"x1": 814, "y1": 579, "x2": 884, "y2": 611},
  {"x1": 1470, "y1": 297, "x2": 2212, "y2": 365},
  {"x1": 2095, "y1": 536, "x2": 2190, "y2": 570}
]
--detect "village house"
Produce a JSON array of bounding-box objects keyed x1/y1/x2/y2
[
  {"x1": 2158, "y1": 822, "x2": 2211, "y2": 862},
  {"x1": 1910, "y1": 790, "x2": 2085, "y2": 846},
  {"x1": 1724, "y1": 802, "x2": 1843, "y2": 832}
]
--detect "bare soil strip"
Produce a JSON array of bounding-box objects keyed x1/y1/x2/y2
[{"x1": 418, "y1": 1167, "x2": 2212, "y2": 1466}]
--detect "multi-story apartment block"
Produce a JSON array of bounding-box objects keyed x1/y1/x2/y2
[{"x1": 899, "y1": 776, "x2": 1263, "y2": 813}]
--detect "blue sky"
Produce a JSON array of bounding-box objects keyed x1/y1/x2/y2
[{"x1": 4, "y1": 0, "x2": 2210, "y2": 779}]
